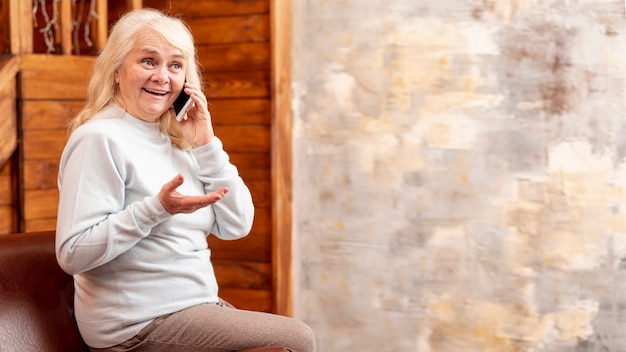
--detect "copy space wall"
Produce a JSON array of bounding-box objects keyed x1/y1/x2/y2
[{"x1": 291, "y1": 1, "x2": 626, "y2": 351}]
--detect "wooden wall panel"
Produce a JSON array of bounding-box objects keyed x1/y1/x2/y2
[{"x1": 13, "y1": 0, "x2": 276, "y2": 313}]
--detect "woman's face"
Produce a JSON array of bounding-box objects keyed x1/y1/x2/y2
[{"x1": 114, "y1": 30, "x2": 186, "y2": 122}]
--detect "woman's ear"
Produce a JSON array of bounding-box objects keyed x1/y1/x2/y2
[{"x1": 114, "y1": 69, "x2": 120, "y2": 84}]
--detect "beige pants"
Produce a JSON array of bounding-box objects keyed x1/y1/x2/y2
[{"x1": 89, "y1": 300, "x2": 316, "y2": 352}]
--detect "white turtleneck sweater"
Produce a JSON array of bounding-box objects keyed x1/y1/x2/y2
[{"x1": 55, "y1": 104, "x2": 254, "y2": 348}]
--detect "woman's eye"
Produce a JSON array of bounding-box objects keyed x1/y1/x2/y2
[
  {"x1": 171, "y1": 62, "x2": 181, "y2": 70},
  {"x1": 141, "y1": 59, "x2": 154, "y2": 66}
]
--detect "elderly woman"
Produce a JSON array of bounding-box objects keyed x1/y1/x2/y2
[{"x1": 55, "y1": 8, "x2": 315, "y2": 352}]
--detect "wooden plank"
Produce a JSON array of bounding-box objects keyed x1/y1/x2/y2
[
  {"x1": 20, "y1": 54, "x2": 93, "y2": 100},
  {"x1": 205, "y1": 71, "x2": 269, "y2": 99},
  {"x1": 209, "y1": 229, "x2": 271, "y2": 262},
  {"x1": 22, "y1": 98, "x2": 266, "y2": 130},
  {"x1": 213, "y1": 260, "x2": 271, "y2": 290},
  {"x1": 23, "y1": 188, "x2": 58, "y2": 220},
  {"x1": 21, "y1": 71, "x2": 90, "y2": 100},
  {"x1": 218, "y1": 288, "x2": 272, "y2": 312},
  {"x1": 23, "y1": 159, "x2": 59, "y2": 191},
  {"x1": 198, "y1": 42, "x2": 270, "y2": 72},
  {"x1": 21, "y1": 130, "x2": 67, "y2": 161},
  {"x1": 22, "y1": 101, "x2": 82, "y2": 130},
  {"x1": 24, "y1": 218, "x2": 56, "y2": 232},
  {"x1": 229, "y1": 153, "x2": 270, "y2": 181},
  {"x1": 142, "y1": 0, "x2": 269, "y2": 17},
  {"x1": 210, "y1": 98, "x2": 271, "y2": 126},
  {"x1": 188, "y1": 15, "x2": 269, "y2": 45},
  {"x1": 271, "y1": 0, "x2": 294, "y2": 316},
  {"x1": 214, "y1": 125, "x2": 271, "y2": 153},
  {"x1": 20, "y1": 54, "x2": 95, "y2": 71},
  {"x1": 22, "y1": 100, "x2": 83, "y2": 131},
  {"x1": 0, "y1": 76, "x2": 16, "y2": 167}
]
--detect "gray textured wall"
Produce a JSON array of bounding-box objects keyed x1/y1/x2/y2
[{"x1": 291, "y1": 0, "x2": 626, "y2": 351}]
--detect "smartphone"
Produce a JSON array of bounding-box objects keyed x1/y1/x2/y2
[{"x1": 173, "y1": 87, "x2": 193, "y2": 122}]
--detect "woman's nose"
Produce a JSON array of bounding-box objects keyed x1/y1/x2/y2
[{"x1": 151, "y1": 67, "x2": 170, "y2": 84}]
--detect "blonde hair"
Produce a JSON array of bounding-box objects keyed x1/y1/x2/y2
[{"x1": 68, "y1": 8, "x2": 201, "y2": 150}]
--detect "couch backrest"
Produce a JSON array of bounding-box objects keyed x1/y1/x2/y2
[{"x1": 0, "y1": 231, "x2": 88, "y2": 352}]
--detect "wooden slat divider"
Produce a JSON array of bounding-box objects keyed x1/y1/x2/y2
[
  {"x1": 127, "y1": 0, "x2": 143, "y2": 10},
  {"x1": 60, "y1": 0, "x2": 72, "y2": 54},
  {"x1": 94, "y1": 0, "x2": 109, "y2": 52},
  {"x1": 0, "y1": 79, "x2": 17, "y2": 166},
  {"x1": 271, "y1": 0, "x2": 295, "y2": 316},
  {"x1": 5, "y1": 0, "x2": 33, "y2": 54},
  {"x1": 0, "y1": 56, "x2": 19, "y2": 167}
]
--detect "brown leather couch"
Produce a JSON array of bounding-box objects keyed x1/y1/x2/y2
[{"x1": 0, "y1": 231, "x2": 294, "y2": 352}]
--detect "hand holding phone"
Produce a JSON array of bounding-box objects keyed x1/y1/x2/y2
[{"x1": 173, "y1": 88, "x2": 193, "y2": 122}]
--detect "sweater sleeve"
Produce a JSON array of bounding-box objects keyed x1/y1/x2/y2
[
  {"x1": 191, "y1": 137, "x2": 255, "y2": 240},
  {"x1": 55, "y1": 127, "x2": 171, "y2": 275}
]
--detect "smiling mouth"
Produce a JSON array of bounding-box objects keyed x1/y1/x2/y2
[{"x1": 143, "y1": 88, "x2": 168, "y2": 96}]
